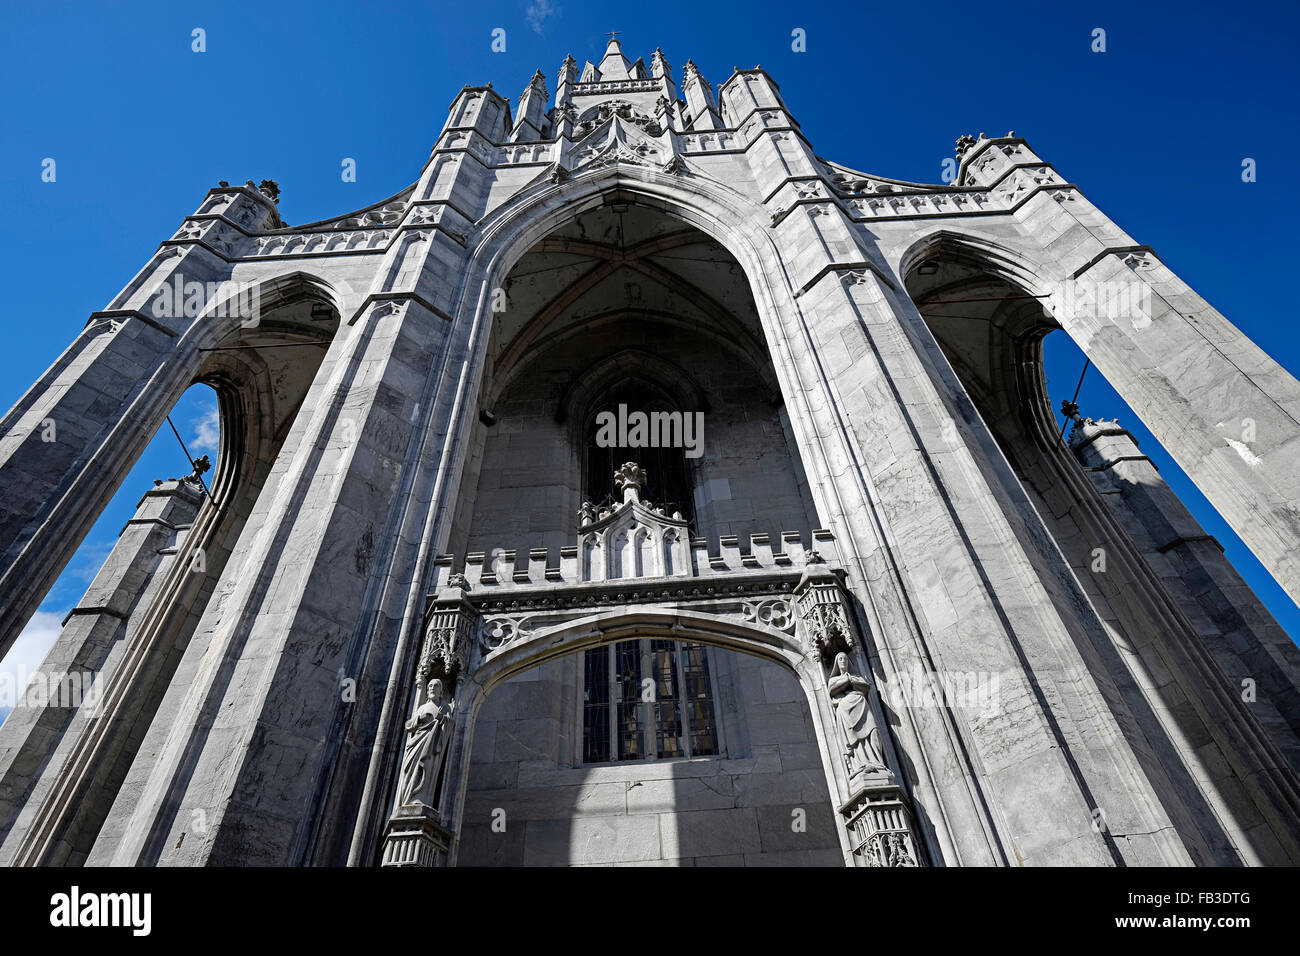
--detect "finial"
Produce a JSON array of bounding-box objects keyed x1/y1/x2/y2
[{"x1": 614, "y1": 462, "x2": 647, "y2": 504}]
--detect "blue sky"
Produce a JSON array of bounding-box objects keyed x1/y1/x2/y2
[{"x1": 1, "y1": 0, "x2": 1298, "y2": 719}]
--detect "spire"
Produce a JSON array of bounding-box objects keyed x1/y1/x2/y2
[
  {"x1": 597, "y1": 33, "x2": 633, "y2": 80},
  {"x1": 651, "y1": 47, "x2": 671, "y2": 79},
  {"x1": 555, "y1": 53, "x2": 578, "y2": 110},
  {"x1": 681, "y1": 59, "x2": 722, "y2": 130},
  {"x1": 512, "y1": 69, "x2": 550, "y2": 141}
]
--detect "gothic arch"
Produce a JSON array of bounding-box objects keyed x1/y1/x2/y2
[
  {"x1": 0, "y1": 272, "x2": 344, "y2": 865},
  {"x1": 434, "y1": 168, "x2": 823, "y2": 561},
  {"x1": 897, "y1": 228, "x2": 1056, "y2": 298},
  {"x1": 553, "y1": 348, "x2": 711, "y2": 426},
  {"x1": 0, "y1": 269, "x2": 348, "y2": 658},
  {"x1": 436, "y1": 607, "x2": 845, "y2": 865},
  {"x1": 353, "y1": 166, "x2": 977, "y2": 869},
  {"x1": 900, "y1": 238, "x2": 1300, "y2": 865}
]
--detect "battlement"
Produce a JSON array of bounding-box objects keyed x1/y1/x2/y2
[{"x1": 431, "y1": 526, "x2": 839, "y2": 594}]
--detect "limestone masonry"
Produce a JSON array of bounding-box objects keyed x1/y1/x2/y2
[{"x1": 2, "y1": 37, "x2": 1299, "y2": 866}]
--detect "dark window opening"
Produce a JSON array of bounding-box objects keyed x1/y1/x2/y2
[{"x1": 583, "y1": 381, "x2": 693, "y2": 523}]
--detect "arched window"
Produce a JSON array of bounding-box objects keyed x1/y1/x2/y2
[
  {"x1": 582, "y1": 380, "x2": 693, "y2": 520},
  {"x1": 582, "y1": 639, "x2": 719, "y2": 763}
]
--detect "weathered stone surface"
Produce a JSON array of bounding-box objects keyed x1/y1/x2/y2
[{"x1": 1, "y1": 35, "x2": 1298, "y2": 869}]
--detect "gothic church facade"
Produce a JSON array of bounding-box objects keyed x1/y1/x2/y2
[{"x1": 2, "y1": 38, "x2": 1300, "y2": 867}]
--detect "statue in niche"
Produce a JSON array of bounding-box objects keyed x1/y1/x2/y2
[
  {"x1": 827, "y1": 652, "x2": 890, "y2": 777},
  {"x1": 398, "y1": 678, "x2": 453, "y2": 808}
]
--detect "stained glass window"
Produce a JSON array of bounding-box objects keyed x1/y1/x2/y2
[{"x1": 582, "y1": 639, "x2": 719, "y2": 763}]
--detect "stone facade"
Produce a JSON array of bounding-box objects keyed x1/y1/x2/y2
[{"x1": 1, "y1": 37, "x2": 1299, "y2": 867}]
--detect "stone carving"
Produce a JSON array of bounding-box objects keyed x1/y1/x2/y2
[
  {"x1": 397, "y1": 678, "x2": 453, "y2": 807},
  {"x1": 828, "y1": 652, "x2": 891, "y2": 778},
  {"x1": 867, "y1": 830, "x2": 919, "y2": 867},
  {"x1": 418, "y1": 623, "x2": 466, "y2": 684},
  {"x1": 337, "y1": 201, "x2": 408, "y2": 228},
  {"x1": 955, "y1": 134, "x2": 977, "y2": 158},
  {"x1": 743, "y1": 598, "x2": 794, "y2": 633},
  {"x1": 372, "y1": 299, "x2": 408, "y2": 319},
  {"x1": 575, "y1": 99, "x2": 662, "y2": 137},
  {"x1": 801, "y1": 599, "x2": 852, "y2": 658},
  {"x1": 480, "y1": 615, "x2": 532, "y2": 652},
  {"x1": 662, "y1": 154, "x2": 687, "y2": 175},
  {"x1": 614, "y1": 461, "x2": 647, "y2": 500},
  {"x1": 841, "y1": 784, "x2": 923, "y2": 867},
  {"x1": 578, "y1": 136, "x2": 659, "y2": 168},
  {"x1": 570, "y1": 78, "x2": 658, "y2": 95}
]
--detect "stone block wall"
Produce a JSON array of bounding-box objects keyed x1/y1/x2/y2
[{"x1": 457, "y1": 648, "x2": 841, "y2": 866}]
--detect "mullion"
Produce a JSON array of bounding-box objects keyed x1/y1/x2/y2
[{"x1": 584, "y1": 639, "x2": 718, "y2": 764}]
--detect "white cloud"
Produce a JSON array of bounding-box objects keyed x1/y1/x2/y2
[
  {"x1": 526, "y1": 0, "x2": 560, "y2": 35},
  {"x1": 46, "y1": 540, "x2": 115, "y2": 607},
  {"x1": 0, "y1": 610, "x2": 65, "y2": 714},
  {"x1": 70, "y1": 540, "x2": 114, "y2": 583},
  {"x1": 191, "y1": 402, "x2": 220, "y2": 455}
]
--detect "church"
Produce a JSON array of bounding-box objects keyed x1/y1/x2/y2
[{"x1": 1, "y1": 36, "x2": 1299, "y2": 867}]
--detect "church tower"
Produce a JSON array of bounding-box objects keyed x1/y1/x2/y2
[{"x1": 2, "y1": 36, "x2": 1300, "y2": 867}]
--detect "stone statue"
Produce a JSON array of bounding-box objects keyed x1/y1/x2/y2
[
  {"x1": 397, "y1": 678, "x2": 453, "y2": 807},
  {"x1": 827, "y1": 652, "x2": 890, "y2": 777}
]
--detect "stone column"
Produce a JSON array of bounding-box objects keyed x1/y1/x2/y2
[
  {"x1": 59, "y1": 293, "x2": 459, "y2": 866},
  {"x1": 0, "y1": 315, "x2": 177, "y2": 658},
  {"x1": 1064, "y1": 249, "x2": 1300, "y2": 608},
  {"x1": 960, "y1": 136, "x2": 1300, "y2": 609},
  {"x1": 0, "y1": 185, "x2": 280, "y2": 660},
  {"x1": 1069, "y1": 416, "x2": 1300, "y2": 770},
  {"x1": 776, "y1": 246, "x2": 1193, "y2": 864},
  {"x1": 0, "y1": 478, "x2": 201, "y2": 862}
]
